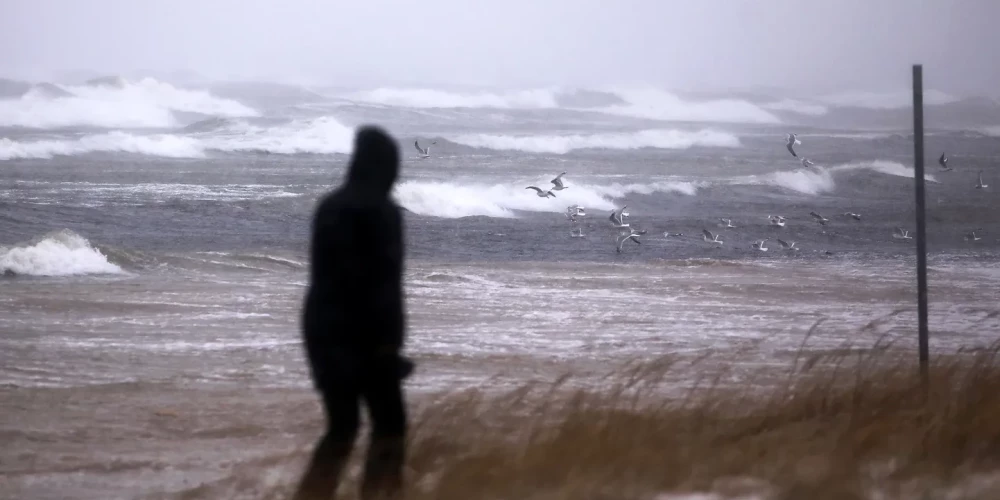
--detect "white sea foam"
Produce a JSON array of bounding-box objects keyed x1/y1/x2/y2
[
  {"x1": 598, "y1": 87, "x2": 782, "y2": 124},
  {"x1": 982, "y1": 126, "x2": 1000, "y2": 137},
  {"x1": 0, "y1": 77, "x2": 259, "y2": 129},
  {"x1": 450, "y1": 129, "x2": 740, "y2": 154},
  {"x1": 0, "y1": 230, "x2": 123, "y2": 277},
  {"x1": 348, "y1": 87, "x2": 559, "y2": 109},
  {"x1": 393, "y1": 178, "x2": 699, "y2": 218},
  {"x1": 0, "y1": 116, "x2": 355, "y2": 160}
]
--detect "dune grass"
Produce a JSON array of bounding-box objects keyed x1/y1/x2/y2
[{"x1": 380, "y1": 335, "x2": 1000, "y2": 500}]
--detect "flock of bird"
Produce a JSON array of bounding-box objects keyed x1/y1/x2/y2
[
  {"x1": 413, "y1": 134, "x2": 989, "y2": 255},
  {"x1": 516, "y1": 133, "x2": 990, "y2": 254}
]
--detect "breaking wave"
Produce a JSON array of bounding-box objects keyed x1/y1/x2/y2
[
  {"x1": 0, "y1": 116, "x2": 355, "y2": 159},
  {"x1": 0, "y1": 77, "x2": 259, "y2": 129},
  {"x1": 450, "y1": 129, "x2": 740, "y2": 154},
  {"x1": 393, "y1": 178, "x2": 699, "y2": 218},
  {"x1": 830, "y1": 160, "x2": 939, "y2": 183},
  {"x1": 600, "y1": 87, "x2": 782, "y2": 124},
  {"x1": 731, "y1": 160, "x2": 938, "y2": 196},
  {"x1": 0, "y1": 230, "x2": 123, "y2": 277}
]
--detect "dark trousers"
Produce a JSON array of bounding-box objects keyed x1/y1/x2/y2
[{"x1": 293, "y1": 357, "x2": 408, "y2": 500}]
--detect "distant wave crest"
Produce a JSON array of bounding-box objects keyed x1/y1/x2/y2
[
  {"x1": 0, "y1": 77, "x2": 259, "y2": 129},
  {"x1": 450, "y1": 129, "x2": 740, "y2": 154},
  {"x1": 0, "y1": 116, "x2": 354, "y2": 159},
  {"x1": 349, "y1": 87, "x2": 559, "y2": 109}
]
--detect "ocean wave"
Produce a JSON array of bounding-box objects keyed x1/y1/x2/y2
[
  {"x1": 830, "y1": 160, "x2": 939, "y2": 183},
  {"x1": 818, "y1": 89, "x2": 959, "y2": 110},
  {"x1": 0, "y1": 133, "x2": 205, "y2": 160},
  {"x1": 393, "y1": 178, "x2": 699, "y2": 218},
  {"x1": 0, "y1": 116, "x2": 355, "y2": 160},
  {"x1": 761, "y1": 99, "x2": 830, "y2": 116},
  {"x1": 450, "y1": 129, "x2": 740, "y2": 154},
  {"x1": 730, "y1": 160, "x2": 938, "y2": 196},
  {"x1": 0, "y1": 77, "x2": 259, "y2": 129},
  {"x1": 0, "y1": 230, "x2": 124, "y2": 277},
  {"x1": 982, "y1": 126, "x2": 1000, "y2": 137},
  {"x1": 347, "y1": 87, "x2": 559, "y2": 109},
  {"x1": 598, "y1": 87, "x2": 782, "y2": 124}
]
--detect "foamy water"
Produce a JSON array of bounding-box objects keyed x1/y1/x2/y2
[{"x1": 0, "y1": 230, "x2": 123, "y2": 276}]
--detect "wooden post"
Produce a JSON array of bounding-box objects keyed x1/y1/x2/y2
[{"x1": 912, "y1": 64, "x2": 929, "y2": 381}]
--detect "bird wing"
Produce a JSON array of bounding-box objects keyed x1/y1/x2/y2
[
  {"x1": 414, "y1": 140, "x2": 424, "y2": 154},
  {"x1": 786, "y1": 143, "x2": 797, "y2": 157},
  {"x1": 526, "y1": 186, "x2": 541, "y2": 193},
  {"x1": 702, "y1": 229, "x2": 714, "y2": 240}
]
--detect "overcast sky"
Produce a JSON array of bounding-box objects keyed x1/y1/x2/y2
[{"x1": 2, "y1": 0, "x2": 998, "y2": 95}]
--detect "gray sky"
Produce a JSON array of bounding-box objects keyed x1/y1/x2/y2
[{"x1": 2, "y1": 0, "x2": 998, "y2": 95}]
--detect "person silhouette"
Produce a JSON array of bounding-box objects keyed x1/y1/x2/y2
[{"x1": 293, "y1": 125, "x2": 412, "y2": 500}]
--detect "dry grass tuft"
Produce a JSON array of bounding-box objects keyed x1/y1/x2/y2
[{"x1": 385, "y1": 339, "x2": 1000, "y2": 500}]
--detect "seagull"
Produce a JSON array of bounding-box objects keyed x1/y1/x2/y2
[
  {"x1": 414, "y1": 140, "x2": 437, "y2": 158},
  {"x1": 609, "y1": 206, "x2": 629, "y2": 228},
  {"x1": 768, "y1": 215, "x2": 787, "y2": 227},
  {"x1": 566, "y1": 205, "x2": 586, "y2": 221},
  {"x1": 751, "y1": 239, "x2": 769, "y2": 252},
  {"x1": 616, "y1": 228, "x2": 644, "y2": 253},
  {"x1": 719, "y1": 218, "x2": 737, "y2": 228},
  {"x1": 801, "y1": 158, "x2": 816, "y2": 168},
  {"x1": 776, "y1": 238, "x2": 797, "y2": 251},
  {"x1": 571, "y1": 227, "x2": 586, "y2": 238},
  {"x1": 843, "y1": 212, "x2": 862, "y2": 221},
  {"x1": 938, "y1": 153, "x2": 952, "y2": 171},
  {"x1": 809, "y1": 211, "x2": 830, "y2": 225},
  {"x1": 975, "y1": 170, "x2": 988, "y2": 189},
  {"x1": 663, "y1": 231, "x2": 684, "y2": 237},
  {"x1": 702, "y1": 229, "x2": 723, "y2": 245},
  {"x1": 964, "y1": 229, "x2": 983, "y2": 242},
  {"x1": 785, "y1": 133, "x2": 801, "y2": 157},
  {"x1": 550, "y1": 172, "x2": 569, "y2": 191},
  {"x1": 893, "y1": 227, "x2": 913, "y2": 240},
  {"x1": 525, "y1": 186, "x2": 556, "y2": 198}
]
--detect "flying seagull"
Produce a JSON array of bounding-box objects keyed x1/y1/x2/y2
[
  {"x1": 801, "y1": 158, "x2": 816, "y2": 168},
  {"x1": 843, "y1": 212, "x2": 862, "y2": 221},
  {"x1": 702, "y1": 229, "x2": 723, "y2": 245},
  {"x1": 751, "y1": 239, "x2": 769, "y2": 252},
  {"x1": 414, "y1": 140, "x2": 437, "y2": 158},
  {"x1": 566, "y1": 205, "x2": 586, "y2": 221},
  {"x1": 976, "y1": 170, "x2": 988, "y2": 189},
  {"x1": 938, "y1": 153, "x2": 952, "y2": 171},
  {"x1": 893, "y1": 227, "x2": 913, "y2": 240},
  {"x1": 719, "y1": 218, "x2": 736, "y2": 228},
  {"x1": 616, "y1": 228, "x2": 644, "y2": 253},
  {"x1": 571, "y1": 227, "x2": 585, "y2": 238},
  {"x1": 776, "y1": 238, "x2": 797, "y2": 251},
  {"x1": 809, "y1": 211, "x2": 830, "y2": 225},
  {"x1": 525, "y1": 186, "x2": 556, "y2": 198},
  {"x1": 609, "y1": 206, "x2": 630, "y2": 228},
  {"x1": 768, "y1": 215, "x2": 786, "y2": 227},
  {"x1": 785, "y1": 133, "x2": 801, "y2": 157},
  {"x1": 550, "y1": 172, "x2": 569, "y2": 191},
  {"x1": 964, "y1": 229, "x2": 983, "y2": 242}
]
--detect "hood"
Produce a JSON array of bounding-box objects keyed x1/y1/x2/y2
[{"x1": 345, "y1": 125, "x2": 400, "y2": 193}]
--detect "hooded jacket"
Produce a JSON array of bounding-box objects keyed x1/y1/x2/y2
[{"x1": 302, "y1": 126, "x2": 406, "y2": 377}]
